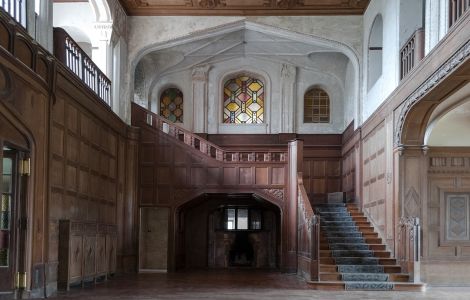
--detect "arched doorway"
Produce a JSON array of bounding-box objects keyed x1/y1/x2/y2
[
  {"x1": 0, "y1": 116, "x2": 30, "y2": 296},
  {"x1": 176, "y1": 193, "x2": 281, "y2": 270},
  {"x1": 396, "y1": 81, "x2": 470, "y2": 284}
]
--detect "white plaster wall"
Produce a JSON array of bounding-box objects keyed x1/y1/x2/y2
[
  {"x1": 425, "y1": 0, "x2": 449, "y2": 55},
  {"x1": 125, "y1": 16, "x2": 363, "y2": 127},
  {"x1": 344, "y1": 60, "x2": 356, "y2": 127},
  {"x1": 362, "y1": 0, "x2": 400, "y2": 122},
  {"x1": 399, "y1": 0, "x2": 424, "y2": 48},
  {"x1": 149, "y1": 55, "x2": 349, "y2": 134},
  {"x1": 53, "y1": 3, "x2": 95, "y2": 43},
  {"x1": 296, "y1": 68, "x2": 345, "y2": 134},
  {"x1": 127, "y1": 16, "x2": 363, "y2": 70},
  {"x1": 149, "y1": 71, "x2": 193, "y2": 131}
]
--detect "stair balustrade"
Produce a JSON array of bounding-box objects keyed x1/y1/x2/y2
[
  {"x1": 397, "y1": 216, "x2": 421, "y2": 283},
  {"x1": 400, "y1": 28, "x2": 424, "y2": 80},
  {"x1": 449, "y1": 0, "x2": 470, "y2": 27},
  {"x1": 297, "y1": 173, "x2": 320, "y2": 281},
  {"x1": 0, "y1": 0, "x2": 26, "y2": 28},
  {"x1": 53, "y1": 27, "x2": 111, "y2": 106},
  {"x1": 136, "y1": 104, "x2": 288, "y2": 163}
]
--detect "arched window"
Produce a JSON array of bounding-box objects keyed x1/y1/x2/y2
[
  {"x1": 304, "y1": 88, "x2": 330, "y2": 123},
  {"x1": 160, "y1": 88, "x2": 183, "y2": 123},
  {"x1": 223, "y1": 75, "x2": 264, "y2": 124},
  {"x1": 368, "y1": 14, "x2": 383, "y2": 89}
]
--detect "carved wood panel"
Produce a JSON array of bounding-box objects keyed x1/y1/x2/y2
[{"x1": 427, "y1": 150, "x2": 470, "y2": 260}]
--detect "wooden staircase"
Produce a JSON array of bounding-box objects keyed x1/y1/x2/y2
[{"x1": 308, "y1": 203, "x2": 425, "y2": 291}]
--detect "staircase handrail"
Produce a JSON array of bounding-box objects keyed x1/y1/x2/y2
[
  {"x1": 397, "y1": 216, "x2": 421, "y2": 283},
  {"x1": 297, "y1": 172, "x2": 320, "y2": 281},
  {"x1": 132, "y1": 103, "x2": 288, "y2": 163}
]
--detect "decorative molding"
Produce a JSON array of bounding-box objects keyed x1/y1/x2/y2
[
  {"x1": 404, "y1": 187, "x2": 420, "y2": 218},
  {"x1": 261, "y1": 188, "x2": 284, "y2": 201},
  {"x1": 280, "y1": 63, "x2": 296, "y2": 80},
  {"x1": 395, "y1": 40, "x2": 470, "y2": 146},
  {"x1": 108, "y1": 0, "x2": 128, "y2": 40},
  {"x1": 198, "y1": 0, "x2": 225, "y2": 8},
  {"x1": 192, "y1": 65, "x2": 211, "y2": 81},
  {"x1": 118, "y1": 0, "x2": 369, "y2": 15},
  {"x1": 446, "y1": 193, "x2": 469, "y2": 241}
]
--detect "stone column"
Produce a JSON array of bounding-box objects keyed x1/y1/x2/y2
[
  {"x1": 280, "y1": 64, "x2": 297, "y2": 133},
  {"x1": 191, "y1": 65, "x2": 211, "y2": 133}
]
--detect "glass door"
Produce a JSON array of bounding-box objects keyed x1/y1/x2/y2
[
  {"x1": 0, "y1": 146, "x2": 28, "y2": 293},
  {"x1": 0, "y1": 148, "x2": 16, "y2": 291}
]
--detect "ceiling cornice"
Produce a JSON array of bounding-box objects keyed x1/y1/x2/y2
[{"x1": 118, "y1": 0, "x2": 370, "y2": 16}]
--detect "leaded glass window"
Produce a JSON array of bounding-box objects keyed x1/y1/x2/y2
[
  {"x1": 160, "y1": 88, "x2": 183, "y2": 123},
  {"x1": 304, "y1": 88, "x2": 330, "y2": 123},
  {"x1": 223, "y1": 75, "x2": 264, "y2": 124}
]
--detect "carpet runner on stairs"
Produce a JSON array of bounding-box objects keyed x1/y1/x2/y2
[{"x1": 316, "y1": 203, "x2": 394, "y2": 290}]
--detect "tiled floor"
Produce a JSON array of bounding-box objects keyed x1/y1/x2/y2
[{"x1": 49, "y1": 270, "x2": 470, "y2": 300}]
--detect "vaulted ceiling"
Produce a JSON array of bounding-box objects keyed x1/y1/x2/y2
[{"x1": 118, "y1": 0, "x2": 370, "y2": 16}]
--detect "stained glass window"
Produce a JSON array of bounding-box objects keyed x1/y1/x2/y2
[
  {"x1": 223, "y1": 75, "x2": 264, "y2": 124},
  {"x1": 160, "y1": 88, "x2": 183, "y2": 123},
  {"x1": 304, "y1": 88, "x2": 330, "y2": 123}
]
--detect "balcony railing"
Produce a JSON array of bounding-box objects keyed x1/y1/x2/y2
[
  {"x1": 53, "y1": 27, "x2": 111, "y2": 106},
  {"x1": 400, "y1": 28, "x2": 425, "y2": 80},
  {"x1": 0, "y1": 0, "x2": 26, "y2": 28},
  {"x1": 449, "y1": 0, "x2": 470, "y2": 27}
]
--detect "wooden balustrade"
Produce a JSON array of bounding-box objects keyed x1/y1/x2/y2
[
  {"x1": 0, "y1": 0, "x2": 26, "y2": 28},
  {"x1": 397, "y1": 216, "x2": 421, "y2": 283},
  {"x1": 400, "y1": 28, "x2": 424, "y2": 80},
  {"x1": 53, "y1": 27, "x2": 111, "y2": 106},
  {"x1": 135, "y1": 104, "x2": 288, "y2": 163},
  {"x1": 449, "y1": 0, "x2": 470, "y2": 27},
  {"x1": 297, "y1": 173, "x2": 320, "y2": 281}
]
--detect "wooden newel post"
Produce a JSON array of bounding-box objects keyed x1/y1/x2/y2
[
  {"x1": 413, "y1": 217, "x2": 421, "y2": 283},
  {"x1": 286, "y1": 139, "x2": 303, "y2": 272},
  {"x1": 310, "y1": 214, "x2": 320, "y2": 281}
]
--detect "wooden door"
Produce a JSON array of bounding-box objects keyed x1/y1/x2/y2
[{"x1": 0, "y1": 145, "x2": 28, "y2": 292}]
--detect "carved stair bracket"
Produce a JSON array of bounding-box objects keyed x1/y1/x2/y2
[{"x1": 261, "y1": 188, "x2": 284, "y2": 202}]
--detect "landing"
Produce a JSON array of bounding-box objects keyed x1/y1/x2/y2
[{"x1": 48, "y1": 270, "x2": 470, "y2": 300}]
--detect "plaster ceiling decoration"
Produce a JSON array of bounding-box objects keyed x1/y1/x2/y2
[
  {"x1": 136, "y1": 28, "x2": 348, "y2": 78},
  {"x1": 118, "y1": 0, "x2": 370, "y2": 16}
]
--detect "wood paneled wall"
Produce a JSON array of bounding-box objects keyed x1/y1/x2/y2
[
  {"x1": 203, "y1": 133, "x2": 344, "y2": 205},
  {"x1": 132, "y1": 104, "x2": 291, "y2": 271},
  {"x1": 423, "y1": 148, "x2": 470, "y2": 284},
  {"x1": 301, "y1": 135, "x2": 342, "y2": 204},
  {"x1": 0, "y1": 14, "x2": 136, "y2": 296},
  {"x1": 341, "y1": 122, "x2": 360, "y2": 202},
  {"x1": 362, "y1": 123, "x2": 387, "y2": 236}
]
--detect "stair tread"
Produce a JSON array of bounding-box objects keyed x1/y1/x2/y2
[{"x1": 314, "y1": 202, "x2": 418, "y2": 291}]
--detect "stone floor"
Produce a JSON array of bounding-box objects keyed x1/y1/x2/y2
[{"x1": 49, "y1": 270, "x2": 470, "y2": 300}]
